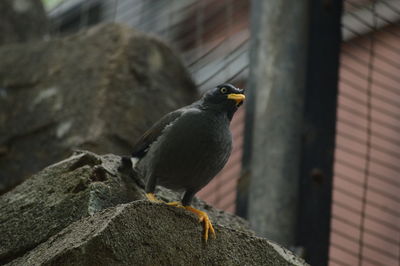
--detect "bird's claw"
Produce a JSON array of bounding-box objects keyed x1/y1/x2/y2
[
  {"x1": 166, "y1": 201, "x2": 182, "y2": 206},
  {"x1": 145, "y1": 192, "x2": 163, "y2": 203},
  {"x1": 146, "y1": 194, "x2": 215, "y2": 241},
  {"x1": 184, "y1": 206, "x2": 216, "y2": 241}
]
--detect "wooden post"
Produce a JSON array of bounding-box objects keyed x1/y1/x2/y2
[
  {"x1": 245, "y1": 0, "x2": 309, "y2": 247},
  {"x1": 240, "y1": 0, "x2": 342, "y2": 264},
  {"x1": 295, "y1": 1, "x2": 342, "y2": 265}
]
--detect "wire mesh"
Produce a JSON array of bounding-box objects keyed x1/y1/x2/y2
[
  {"x1": 42, "y1": 0, "x2": 400, "y2": 263},
  {"x1": 44, "y1": 0, "x2": 250, "y2": 213},
  {"x1": 330, "y1": 0, "x2": 400, "y2": 265}
]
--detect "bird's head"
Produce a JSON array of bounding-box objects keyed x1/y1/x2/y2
[{"x1": 201, "y1": 84, "x2": 245, "y2": 119}]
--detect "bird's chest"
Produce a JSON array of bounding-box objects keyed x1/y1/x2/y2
[
  {"x1": 148, "y1": 112, "x2": 232, "y2": 185},
  {"x1": 163, "y1": 112, "x2": 232, "y2": 159}
]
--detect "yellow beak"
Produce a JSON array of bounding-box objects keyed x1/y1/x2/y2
[{"x1": 227, "y1": 93, "x2": 245, "y2": 105}]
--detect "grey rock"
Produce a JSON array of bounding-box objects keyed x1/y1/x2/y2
[
  {"x1": 0, "y1": 151, "x2": 136, "y2": 263},
  {"x1": 9, "y1": 202, "x2": 307, "y2": 266},
  {"x1": 1, "y1": 151, "x2": 268, "y2": 265},
  {"x1": 0, "y1": 0, "x2": 48, "y2": 46},
  {"x1": 0, "y1": 23, "x2": 197, "y2": 193}
]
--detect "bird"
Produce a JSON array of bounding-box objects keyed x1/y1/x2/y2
[{"x1": 122, "y1": 83, "x2": 245, "y2": 241}]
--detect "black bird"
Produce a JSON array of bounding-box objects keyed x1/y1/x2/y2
[{"x1": 124, "y1": 83, "x2": 245, "y2": 240}]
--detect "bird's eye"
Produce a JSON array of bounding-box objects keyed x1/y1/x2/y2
[{"x1": 220, "y1": 87, "x2": 228, "y2": 94}]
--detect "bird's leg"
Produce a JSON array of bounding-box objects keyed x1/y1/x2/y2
[
  {"x1": 166, "y1": 201, "x2": 182, "y2": 206},
  {"x1": 145, "y1": 192, "x2": 163, "y2": 203},
  {"x1": 145, "y1": 192, "x2": 179, "y2": 205},
  {"x1": 177, "y1": 190, "x2": 215, "y2": 241},
  {"x1": 149, "y1": 190, "x2": 216, "y2": 241},
  {"x1": 183, "y1": 206, "x2": 216, "y2": 241},
  {"x1": 145, "y1": 175, "x2": 164, "y2": 203},
  {"x1": 166, "y1": 202, "x2": 216, "y2": 241}
]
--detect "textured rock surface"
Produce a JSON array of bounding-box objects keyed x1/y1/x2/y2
[
  {"x1": 0, "y1": 23, "x2": 197, "y2": 193},
  {"x1": 0, "y1": 151, "x2": 265, "y2": 265},
  {"x1": 9, "y1": 202, "x2": 306, "y2": 266},
  {"x1": 0, "y1": 0, "x2": 48, "y2": 45},
  {"x1": 0, "y1": 152, "x2": 138, "y2": 264},
  {"x1": 0, "y1": 151, "x2": 307, "y2": 265}
]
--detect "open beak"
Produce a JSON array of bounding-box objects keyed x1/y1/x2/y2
[{"x1": 227, "y1": 93, "x2": 245, "y2": 106}]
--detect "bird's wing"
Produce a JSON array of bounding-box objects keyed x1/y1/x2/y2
[{"x1": 131, "y1": 108, "x2": 185, "y2": 158}]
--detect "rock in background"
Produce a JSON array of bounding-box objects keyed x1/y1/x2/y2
[
  {"x1": 0, "y1": 15, "x2": 307, "y2": 265},
  {"x1": 0, "y1": 23, "x2": 197, "y2": 193},
  {"x1": 0, "y1": 0, "x2": 48, "y2": 45},
  {"x1": 0, "y1": 151, "x2": 306, "y2": 266}
]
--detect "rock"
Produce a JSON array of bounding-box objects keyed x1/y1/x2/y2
[
  {"x1": 1, "y1": 151, "x2": 267, "y2": 265},
  {"x1": 0, "y1": 151, "x2": 307, "y2": 265},
  {"x1": 9, "y1": 202, "x2": 307, "y2": 266},
  {"x1": 0, "y1": 151, "x2": 136, "y2": 264},
  {"x1": 0, "y1": 23, "x2": 197, "y2": 193},
  {"x1": 0, "y1": 0, "x2": 48, "y2": 45}
]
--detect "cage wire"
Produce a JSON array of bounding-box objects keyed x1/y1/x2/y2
[
  {"x1": 43, "y1": 0, "x2": 400, "y2": 264},
  {"x1": 330, "y1": 0, "x2": 400, "y2": 265},
  {"x1": 45, "y1": 0, "x2": 250, "y2": 213}
]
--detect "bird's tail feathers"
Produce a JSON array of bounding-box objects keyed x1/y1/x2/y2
[{"x1": 119, "y1": 156, "x2": 144, "y2": 189}]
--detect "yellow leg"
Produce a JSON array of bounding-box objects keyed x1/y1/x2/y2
[
  {"x1": 166, "y1": 201, "x2": 181, "y2": 206},
  {"x1": 146, "y1": 192, "x2": 163, "y2": 203},
  {"x1": 146, "y1": 194, "x2": 215, "y2": 241},
  {"x1": 183, "y1": 206, "x2": 216, "y2": 241}
]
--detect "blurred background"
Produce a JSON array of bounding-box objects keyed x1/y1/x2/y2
[{"x1": 1, "y1": 0, "x2": 399, "y2": 265}]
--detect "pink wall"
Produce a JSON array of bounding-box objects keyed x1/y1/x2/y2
[
  {"x1": 194, "y1": 2, "x2": 400, "y2": 264},
  {"x1": 329, "y1": 25, "x2": 400, "y2": 266}
]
